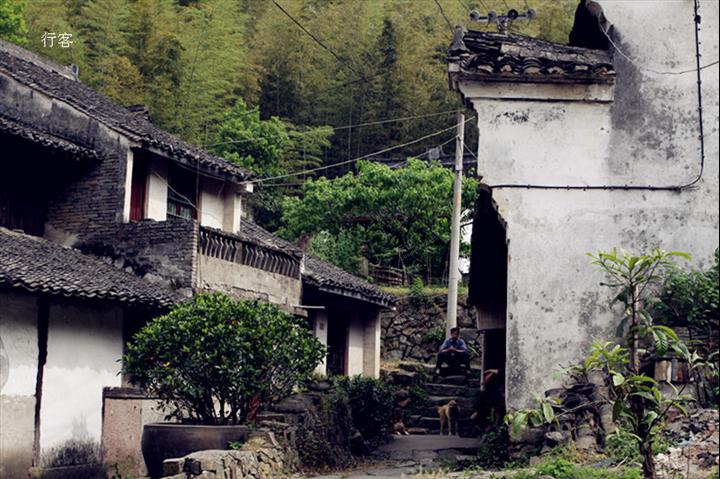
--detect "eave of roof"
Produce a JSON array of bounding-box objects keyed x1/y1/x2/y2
[
  {"x1": 447, "y1": 27, "x2": 615, "y2": 85},
  {"x1": 0, "y1": 40, "x2": 251, "y2": 183},
  {"x1": 0, "y1": 227, "x2": 181, "y2": 309},
  {"x1": 236, "y1": 221, "x2": 396, "y2": 308},
  {"x1": 0, "y1": 114, "x2": 100, "y2": 162}
]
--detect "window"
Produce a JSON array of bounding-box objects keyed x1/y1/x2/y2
[{"x1": 167, "y1": 165, "x2": 197, "y2": 220}]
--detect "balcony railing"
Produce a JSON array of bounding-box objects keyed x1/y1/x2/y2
[{"x1": 198, "y1": 227, "x2": 301, "y2": 279}]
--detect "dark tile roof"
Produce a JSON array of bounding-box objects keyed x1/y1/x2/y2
[
  {"x1": 237, "y1": 221, "x2": 395, "y2": 308},
  {"x1": 448, "y1": 28, "x2": 615, "y2": 84},
  {"x1": 0, "y1": 227, "x2": 181, "y2": 308},
  {"x1": 0, "y1": 40, "x2": 250, "y2": 182},
  {"x1": 0, "y1": 114, "x2": 99, "y2": 162},
  {"x1": 303, "y1": 255, "x2": 396, "y2": 308}
]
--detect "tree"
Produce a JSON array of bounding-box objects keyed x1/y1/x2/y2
[
  {"x1": 0, "y1": 0, "x2": 27, "y2": 45},
  {"x1": 122, "y1": 293, "x2": 326, "y2": 424},
  {"x1": 280, "y1": 159, "x2": 478, "y2": 282}
]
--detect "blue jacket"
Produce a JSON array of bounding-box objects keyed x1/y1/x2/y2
[{"x1": 439, "y1": 337, "x2": 467, "y2": 353}]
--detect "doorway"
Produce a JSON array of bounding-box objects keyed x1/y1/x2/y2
[
  {"x1": 468, "y1": 186, "x2": 507, "y2": 415},
  {"x1": 326, "y1": 312, "x2": 349, "y2": 376}
]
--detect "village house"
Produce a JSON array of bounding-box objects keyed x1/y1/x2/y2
[
  {"x1": 0, "y1": 39, "x2": 393, "y2": 478},
  {"x1": 449, "y1": 0, "x2": 719, "y2": 411}
]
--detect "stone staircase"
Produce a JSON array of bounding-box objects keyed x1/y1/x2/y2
[{"x1": 383, "y1": 362, "x2": 482, "y2": 437}]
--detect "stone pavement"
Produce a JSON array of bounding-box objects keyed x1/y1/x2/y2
[{"x1": 299, "y1": 434, "x2": 483, "y2": 478}]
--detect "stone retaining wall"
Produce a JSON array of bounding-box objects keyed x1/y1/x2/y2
[{"x1": 381, "y1": 295, "x2": 479, "y2": 363}]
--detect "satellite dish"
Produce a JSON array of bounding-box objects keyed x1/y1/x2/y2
[
  {"x1": 526, "y1": 8, "x2": 536, "y2": 19},
  {"x1": 488, "y1": 10, "x2": 498, "y2": 23},
  {"x1": 508, "y1": 9, "x2": 519, "y2": 20}
]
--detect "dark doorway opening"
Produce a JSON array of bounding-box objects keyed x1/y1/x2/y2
[
  {"x1": 468, "y1": 186, "x2": 507, "y2": 418},
  {"x1": 326, "y1": 311, "x2": 349, "y2": 376}
]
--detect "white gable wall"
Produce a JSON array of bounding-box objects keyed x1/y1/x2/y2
[{"x1": 459, "y1": 0, "x2": 719, "y2": 408}]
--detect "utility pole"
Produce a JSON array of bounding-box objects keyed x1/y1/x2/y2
[{"x1": 446, "y1": 112, "x2": 464, "y2": 335}]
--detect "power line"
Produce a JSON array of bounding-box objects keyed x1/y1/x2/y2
[
  {"x1": 260, "y1": 135, "x2": 462, "y2": 188},
  {"x1": 204, "y1": 109, "x2": 466, "y2": 149},
  {"x1": 601, "y1": 26, "x2": 718, "y2": 76},
  {"x1": 434, "y1": 0, "x2": 454, "y2": 33},
  {"x1": 269, "y1": 0, "x2": 369, "y2": 83},
  {"x1": 246, "y1": 118, "x2": 473, "y2": 185}
]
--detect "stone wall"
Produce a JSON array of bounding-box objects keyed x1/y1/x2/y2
[{"x1": 381, "y1": 295, "x2": 479, "y2": 363}]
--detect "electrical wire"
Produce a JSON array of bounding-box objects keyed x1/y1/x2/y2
[
  {"x1": 203, "y1": 109, "x2": 465, "y2": 149},
  {"x1": 601, "y1": 24, "x2": 718, "y2": 76},
  {"x1": 262, "y1": 134, "x2": 470, "y2": 187},
  {"x1": 486, "y1": 0, "x2": 709, "y2": 193},
  {"x1": 434, "y1": 0, "x2": 454, "y2": 33},
  {"x1": 247, "y1": 118, "x2": 472, "y2": 185},
  {"x1": 269, "y1": 0, "x2": 370, "y2": 84}
]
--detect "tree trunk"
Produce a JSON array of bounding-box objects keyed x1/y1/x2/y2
[
  {"x1": 641, "y1": 441, "x2": 657, "y2": 479},
  {"x1": 630, "y1": 285, "x2": 640, "y2": 373}
]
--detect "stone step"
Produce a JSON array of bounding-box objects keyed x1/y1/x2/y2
[
  {"x1": 427, "y1": 395, "x2": 473, "y2": 407},
  {"x1": 423, "y1": 383, "x2": 473, "y2": 397},
  {"x1": 399, "y1": 362, "x2": 483, "y2": 376}
]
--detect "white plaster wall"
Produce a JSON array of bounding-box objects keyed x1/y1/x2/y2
[
  {"x1": 460, "y1": 0, "x2": 719, "y2": 408},
  {"x1": 0, "y1": 292, "x2": 38, "y2": 396},
  {"x1": 198, "y1": 255, "x2": 303, "y2": 306},
  {"x1": 0, "y1": 292, "x2": 38, "y2": 478},
  {"x1": 40, "y1": 303, "x2": 123, "y2": 453},
  {"x1": 362, "y1": 310, "x2": 381, "y2": 378},
  {"x1": 312, "y1": 310, "x2": 329, "y2": 376},
  {"x1": 346, "y1": 312, "x2": 365, "y2": 376},
  {"x1": 146, "y1": 158, "x2": 168, "y2": 221},
  {"x1": 200, "y1": 178, "x2": 225, "y2": 230}
]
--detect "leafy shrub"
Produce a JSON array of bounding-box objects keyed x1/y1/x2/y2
[
  {"x1": 655, "y1": 248, "x2": 719, "y2": 330},
  {"x1": 409, "y1": 277, "x2": 432, "y2": 307},
  {"x1": 421, "y1": 325, "x2": 445, "y2": 345},
  {"x1": 403, "y1": 373, "x2": 430, "y2": 421},
  {"x1": 512, "y1": 457, "x2": 642, "y2": 479},
  {"x1": 474, "y1": 428, "x2": 510, "y2": 469},
  {"x1": 296, "y1": 392, "x2": 354, "y2": 470},
  {"x1": 334, "y1": 375, "x2": 395, "y2": 444},
  {"x1": 123, "y1": 293, "x2": 326, "y2": 424},
  {"x1": 41, "y1": 439, "x2": 101, "y2": 467}
]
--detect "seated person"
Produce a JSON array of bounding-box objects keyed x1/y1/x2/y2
[{"x1": 435, "y1": 327, "x2": 471, "y2": 374}]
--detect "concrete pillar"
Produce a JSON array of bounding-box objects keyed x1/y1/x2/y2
[
  {"x1": 121, "y1": 149, "x2": 134, "y2": 222},
  {"x1": 346, "y1": 311, "x2": 364, "y2": 376},
  {"x1": 312, "y1": 310, "x2": 329, "y2": 376},
  {"x1": 362, "y1": 309, "x2": 381, "y2": 378}
]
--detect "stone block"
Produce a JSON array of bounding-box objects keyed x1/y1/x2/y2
[{"x1": 162, "y1": 457, "x2": 185, "y2": 475}]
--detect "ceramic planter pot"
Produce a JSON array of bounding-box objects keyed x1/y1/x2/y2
[{"x1": 141, "y1": 423, "x2": 249, "y2": 478}]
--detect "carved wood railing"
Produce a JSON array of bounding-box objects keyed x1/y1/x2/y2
[{"x1": 198, "y1": 227, "x2": 301, "y2": 279}]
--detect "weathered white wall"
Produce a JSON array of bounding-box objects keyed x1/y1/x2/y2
[
  {"x1": 312, "y1": 310, "x2": 329, "y2": 376},
  {"x1": 362, "y1": 310, "x2": 381, "y2": 378},
  {"x1": 198, "y1": 255, "x2": 303, "y2": 307},
  {"x1": 200, "y1": 178, "x2": 225, "y2": 230},
  {"x1": 346, "y1": 312, "x2": 365, "y2": 376},
  {"x1": 0, "y1": 292, "x2": 38, "y2": 478},
  {"x1": 146, "y1": 158, "x2": 168, "y2": 221},
  {"x1": 460, "y1": 0, "x2": 719, "y2": 408},
  {"x1": 40, "y1": 303, "x2": 123, "y2": 457}
]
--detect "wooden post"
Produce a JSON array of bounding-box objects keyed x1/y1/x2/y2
[{"x1": 446, "y1": 112, "x2": 464, "y2": 334}]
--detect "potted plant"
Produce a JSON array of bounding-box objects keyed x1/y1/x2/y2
[{"x1": 122, "y1": 293, "x2": 326, "y2": 478}]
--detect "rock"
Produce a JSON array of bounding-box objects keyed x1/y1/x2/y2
[
  {"x1": 544, "y1": 431, "x2": 566, "y2": 447},
  {"x1": 271, "y1": 394, "x2": 314, "y2": 413}
]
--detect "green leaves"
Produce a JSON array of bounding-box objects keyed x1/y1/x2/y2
[
  {"x1": 122, "y1": 292, "x2": 326, "y2": 424},
  {"x1": 280, "y1": 159, "x2": 478, "y2": 280}
]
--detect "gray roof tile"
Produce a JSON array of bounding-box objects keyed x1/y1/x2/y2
[{"x1": 0, "y1": 228, "x2": 181, "y2": 308}]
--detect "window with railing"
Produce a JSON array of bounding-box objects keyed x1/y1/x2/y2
[{"x1": 167, "y1": 165, "x2": 197, "y2": 220}]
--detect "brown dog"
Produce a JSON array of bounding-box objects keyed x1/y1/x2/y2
[{"x1": 437, "y1": 400, "x2": 460, "y2": 435}]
